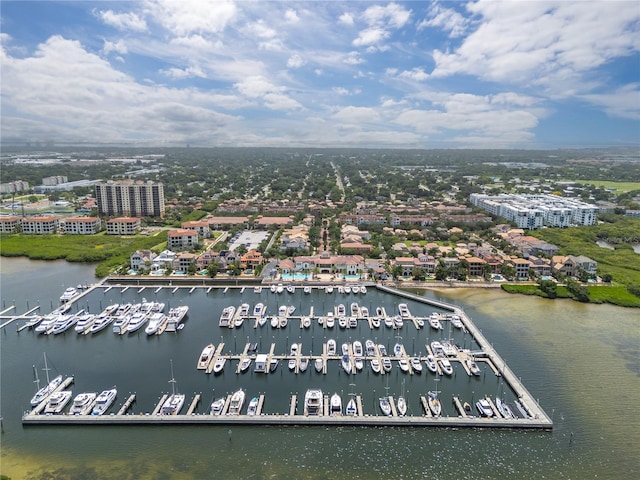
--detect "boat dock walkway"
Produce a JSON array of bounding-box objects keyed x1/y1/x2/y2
[
  {"x1": 117, "y1": 395, "x2": 136, "y2": 415},
  {"x1": 2, "y1": 305, "x2": 41, "y2": 331},
  {"x1": 205, "y1": 343, "x2": 226, "y2": 374},
  {"x1": 186, "y1": 395, "x2": 200, "y2": 415}
]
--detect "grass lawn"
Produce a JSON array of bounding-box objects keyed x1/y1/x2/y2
[{"x1": 573, "y1": 180, "x2": 640, "y2": 193}]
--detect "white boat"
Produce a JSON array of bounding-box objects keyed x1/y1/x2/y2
[
  {"x1": 276, "y1": 284, "x2": 284, "y2": 294},
  {"x1": 165, "y1": 305, "x2": 188, "y2": 332},
  {"x1": 360, "y1": 306, "x2": 369, "y2": 318},
  {"x1": 35, "y1": 315, "x2": 60, "y2": 334},
  {"x1": 228, "y1": 389, "x2": 245, "y2": 415},
  {"x1": 379, "y1": 396, "x2": 391, "y2": 416},
  {"x1": 145, "y1": 312, "x2": 166, "y2": 335},
  {"x1": 337, "y1": 285, "x2": 344, "y2": 294},
  {"x1": 425, "y1": 355, "x2": 438, "y2": 373},
  {"x1": 476, "y1": 398, "x2": 494, "y2": 417},
  {"x1": 44, "y1": 390, "x2": 72, "y2": 414},
  {"x1": 239, "y1": 357, "x2": 252, "y2": 373},
  {"x1": 467, "y1": 359, "x2": 481, "y2": 376},
  {"x1": 59, "y1": 287, "x2": 79, "y2": 303},
  {"x1": 397, "y1": 396, "x2": 407, "y2": 416},
  {"x1": 370, "y1": 358, "x2": 381, "y2": 373},
  {"x1": 344, "y1": 285, "x2": 351, "y2": 294},
  {"x1": 314, "y1": 358, "x2": 323, "y2": 372},
  {"x1": 365, "y1": 340, "x2": 376, "y2": 356},
  {"x1": 353, "y1": 341, "x2": 363, "y2": 357},
  {"x1": 253, "y1": 303, "x2": 265, "y2": 317},
  {"x1": 354, "y1": 356, "x2": 364, "y2": 371},
  {"x1": 197, "y1": 344, "x2": 215, "y2": 370},
  {"x1": 377, "y1": 344, "x2": 387, "y2": 356},
  {"x1": 279, "y1": 316, "x2": 288, "y2": 328},
  {"x1": 210, "y1": 397, "x2": 225, "y2": 415},
  {"x1": 341, "y1": 355, "x2": 352, "y2": 374},
  {"x1": 430, "y1": 341, "x2": 445, "y2": 356},
  {"x1": 111, "y1": 312, "x2": 131, "y2": 334},
  {"x1": 326, "y1": 314, "x2": 335, "y2": 328},
  {"x1": 301, "y1": 316, "x2": 311, "y2": 328},
  {"x1": 247, "y1": 397, "x2": 259, "y2": 416},
  {"x1": 30, "y1": 354, "x2": 63, "y2": 407},
  {"x1": 258, "y1": 315, "x2": 268, "y2": 327},
  {"x1": 299, "y1": 357, "x2": 309, "y2": 372},
  {"x1": 393, "y1": 315, "x2": 403, "y2": 329},
  {"x1": 303, "y1": 285, "x2": 312, "y2": 294},
  {"x1": 384, "y1": 316, "x2": 394, "y2": 328},
  {"x1": 428, "y1": 391, "x2": 442, "y2": 417},
  {"x1": 51, "y1": 313, "x2": 80, "y2": 335},
  {"x1": 341, "y1": 342, "x2": 350, "y2": 356},
  {"x1": 410, "y1": 357, "x2": 423, "y2": 373},
  {"x1": 92, "y1": 388, "x2": 117, "y2": 415},
  {"x1": 442, "y1": 342, "x2": 457, "y2": 357},
  {"x1": 212, "y1": 357, "x2": 226, "y2": 375},
  {"x1": 398, "y1": 358, "x2": 410, "y2": 373},
  {"x1": 371, "y1": 317, "x2": 380, "y2": 328},
  {"x1": 278, "y1": 305, "x2": 288, "y2": 317},
  {"x1": 350, "y1": 302, "x2": 359, "y2": 316},
  {"x1": 360, "y1": 285, "x2": 367, "y2": 294},
  {"x1": 438, "y1": 357, "x2": 454, "y2": 376},
  {"x1": 394, "y1": 343, "x2": 403, "y2": 357},
  {"x1": 352, "y1": 285, "x2": 360, "y2": 294},
  {"x1": 346, "y1": 398, "x2": 357, "y2": 416},
  {"x1": 253, "y1": 286, "x2": 262, "y2": 294},
  {"x1": 270, "y1": 284, "x2": 277, "y2": 293},
  {"x1": 68, "y1": 392, "x2": 97, "y2": 415},
  {"x1": 304, "y1": 389, "x2": 323, "y2": 416},
  {"x1": 325, "y1": 285, "x2": 333, "y2": 293},
  {"x1": 337, "y1": 304, "x2": 346, "y2": 316},
  {"x1": 89, "y1": 313, "x2": 116, "y2": 334},
  {"x1": 238, "y1": 303, "x2": 250, "y2": 317},
  {"x1": 234, "y1": 315, "x2": 245, "y2": 328},
  {"x1": 382, "y1": 357, "x2": 392, "y2": 372},
  {"x1": 125, "y1": 310, "x2": 150, "y2": 334},
  {"x1": 270, "y1": 316, "x2": 279, "y2": 328},
  {"x1": 73, "y1": 313, "x2": 96, "y2": 333},
  {"x1": 338, "y1": 316, "x2": 347, "y2": 329},
  {"x1": 348, "y1": 317, "x2": 358, "y2": 328},
  {"x1": 288, "y1": 358, "x2": 297, "y2": 371},
  {"x1": 398, "y1": 303, "x2": 410, "y2": 317},
  {"x1": 219, "y1": 306, "x2": 235, "y2": 327},
  {"x1": 327, "y1": 339, "x2": 337, "y2": 355},
  {"x1": 287, "y1": 305, "x2": 296, "y2": 315},
  {"x1": 159, "y1": 361, "x2": 185, "y2": 415},
  {"x1": 450, "y1": 315, "x2": 463, "y2": 329},
  {"x1": 330, "y1": 393, "x2": 342, "y2": 415},
  {"x1": 496, "y1": 397, "x2": 516, "y2": 419},
  {"x1": 429, "y1": 313, "x2": 443, "y2": 330},
  {"x1": 286, "y1": 284, "x2": 295, "y2": 294}
]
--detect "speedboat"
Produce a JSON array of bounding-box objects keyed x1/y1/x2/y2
[
  {"x1": 92, "y1": 388, "x2": 117, "y2": 415},
  {"x1": 325, "y1": 285, "x2": 333, "y2": 293},
  {"x1": 228, "y1": 389, "x2": 245, "y2": 415},
  {"x1": 219, "y1": 306, "x2": 235, "y2": 327},
  {"x1": 394, "y1": 343, "x2": 403, "y2": 357},
  {"x1": 247, "y1": 397, "x2": 259, "y2": 416},
  {"x1": 346, "y1": 398, "x2": 357, "y2": 416},
  {"x1": 290, "y1": 343, "x2": 299, "y2": 357},
  {"x1": 398, "y1": 303, "x2": 410, "y2": 317},
  {"x1": 258, "y1": 315, "x2": 268, "y2": 327},
  {"x1": 352, "y1": 285, "x2": 360, "y2": 294},
  {"x1": 330, "y1": 393, "x2": 342, "y2": 415},
  {"x1": 398, "y1": 358, "x2": 410, "y2": 373},
  {"x1": 68, "y1": 392, "x2": 97, "y2": 415},
  {"x1": 253, "y1": 286, "x2": 262, "y2": 294},
  {"x1": 476, "y1": 398, "x2": 494, "y2": 417},
  {"x1": 371, "y1": 317, "x2": 380, "y2": 328},
  {"x1": 393, "y1": 315, "x2": 403, "y2": 329},
  {"x1": 360, "y1": 306, "x2": 369, "y2": 318},
  {"x1": 31, "y1": 374, "x2": 63, "y2": 407},
  {"x1": 326, "y1": 313, "x2": 335, "y2": 328},
  {"x1": 360, "y1": 285, "x2": 367, "y2": 294},
  {"x1": 382, "y1": 356, "x2": 392, "y2": 372},
  {"x1": 428, "y1": 313, "x2": 443, "y2": 330},
  {"x1": 327, "y1": 339, "x2": 337, "y2": 355},
  {"x1": 44, "y1": 390, "x2": 72, "y2": 414},
  {"x1": 496, "y1": 397, "x2": 516, "y2": 419},
  {"x1": 304, "y1": 389, "x2": 323, "y2": 416},
  {"x1": 301, "y1": 316, "x2": 311, "y2": 328},
  {"x1": 197, "y1": 344, "x2": 215, "y2": 370},
  {"x1": 341, "y1": 342, "x2": 350, "y2": 356},
  {"x1": 270, "y1": 316, "x2": 279, "y2": 328},
  {"x1": 384, "y1": 316, "x2": 394, "y2": 328},
  {"x1": 370, "y1": 359, "x2": 381, "y2": 373},
  {"x1": 350, "y1": 302, "x2": 359, "y2": 316},
  {"x1": 344, "y1": 285, "x2": 351, "y2": 294},
  {"x1": 450, "y1": 315, "x2": 463, "y2": 329},
  {"x1": 410, "y1": 357, "x2": 423, "y2": 373},
  {"x1": 463, "y1": 402, "x2": 473, "y2": 415},
  {"x1": 438, "y1": 358, "x2": 454, "y2": 376},
  {"x1": 430, "y1": 341, "x2": 445, "y2": 356},
  {"x1": 337, "y1": 285, "x2": 344, "y2": 294},
  {"x1": 287, "y1": 305, "x2": 296, "y2": 316},
  {"x1": 212, "y1": 357, "x2": 226, "y2": 375},
  {"x1": 299, "y1": 357, "x2": 309, "y2": 372},
  {"x1": 314, "y1": 358, "x2": 324, "y2": 372},
  {"x1": 377, "y1": 344, "x2": 387, "y2": 356},
  {"x1": 286, "y1": 284, "x2": 295, "y2": 294},
  {"x1": 303, "y1": 286, "x2": 312, "y2": 294},
  {"x1": 253, "y1": 303, "x2": 265, "y2": 317},
  {"x1": 397, "y1": 396, "x2": 407, "y2": 416},
  {"x1": 338, "y1": 316, "x2": 347, "y2": 329},
  {"x1": 348, "y1": 317, "x2": 357, "y2": 329},
  {"x1": 288, "y1": 358, "x2": 297, "y2": 371},
  {"x1": 341, "y1": 355, "x2": 352, "y2": 374},
  {"x1": 425, "y1": 355, "x2": 438, "y2": 373},
  {"x1": 269, "y1": 358, "x2": 279, "y2": 373},
  {"x1": 354, "y1": 356, "x2": 364, "y2": 371},
  {"x1": 276, "y1": 284, "x2": 284, "y2": 294},
  {"x1": 279, "y1": 316, "x2": 288, "y2": 328},
  {"x1": 270, "y1": 284, "x2": 277, "y2": 293},
  {"x1": 467, "y1": 359, "x2": 481, "y2": 376},
  {"x1": 337, "y1": 304, "x2": 346, "y2": 316},
  {"x1": 428, "y1": 391, "x2": 442, "y2": 417},
  {"x1": 210, "y1": 397, "x2": 225, "y2": 415},
  {"x1": 379, "y1": 396, "x2": 391, "y2": 416},
  {"x1": 240, "y1": 357, "x2": 252, "y2": 373},
  {"x1": 159, "y1": 393, "x2": 185, "y2": 415},
  {"x1": 238, "y1": 303, "x2": 250, "y2": 317},
  {"x1": 365, "y1": 340, "x2": 376, "y2": 356}
]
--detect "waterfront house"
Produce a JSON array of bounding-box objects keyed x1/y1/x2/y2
[
  {"x1": 21, "y1": 215, "x2": 59, "y2": 234},
  {"x1": 130, "y1": 250, "x2": 156, "y2": 272},
  {"x1": 63, "y1": 217, "x2": 102, "y2": 235},
  {"x1": 175, "y1": 252, "x2": 197, "y2": 272},
  {"x1": 106, "y1": 217, "x2": 141, "y2": 235},
  {"x1": 0, "y1": 215, "x2": 22, "y2": 233}
]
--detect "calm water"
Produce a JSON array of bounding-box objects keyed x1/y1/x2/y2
[{"x1": 1, "y1": 257, "x2": 639, "y2": 479}]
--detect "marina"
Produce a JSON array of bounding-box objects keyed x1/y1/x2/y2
[{"x1": 13, "y1": 279, "x2": 551, "y2": 429}]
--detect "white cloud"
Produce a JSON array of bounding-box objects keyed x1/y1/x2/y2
[
  {"x1": 146, "y1": 0, "x2": 237, "y2": 36},
  {"x1": 170, "y1": 35, "x2": 221, "y2": 50},
  {"x1": 333, "y1": 87, "x2": 361, "y2": 96},
  {"x1": 245, "y1": 20, "x2": 277, "y2": 39},
  {"x1": 353, "y1": 28, "x2": 389, "y2": 47},
  {"x1": 582, "y1": 84, "x2": 640, "y2": 120},
  {"x1": 287, "y1": 54, "x2": 306, "y2": 69},
  {"x1": 333, "y1": 106, "x2": 381, "y2": 123},
  {"x1": 343, "y1": 51, "x2": 365, "y2": 65},
  {"x1": 96, "y1": 9, "x2": 147, "y2": 32},
  {"x1": 338, "y1": 13, "x2": 355, "y2": 26},
  {"x1": 234, "y1": 75, "x2": 301, "y2": 111},
  {"x1": 160, "y1": 66, "x2": 206, "y2": 80},
  {"x1": 102, "y1": 39, "x2": 128, "y2": 56},
  {"x1": 398, "y1": 68, "x2": 429, "y2": 81},
  {"x1": 417, "y1": 2, "x2": 468, "y2": 38},
  {"x1": 362, "y1": 3, "x2": 411, "y2": 29},
  {"x1": 285, "y1": 9, "x2": 299, "y2": 24}
]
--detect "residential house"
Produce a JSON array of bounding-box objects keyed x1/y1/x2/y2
[
  {"x1": 465, "y1": 256, "x2": 487, "y2": 277},
  {"x1": 0, "y1": 216, "x2": 22, "y2": 233},
  {"x1": 240, "y1": 250, "x2": 264, "y2": 270},
  {"x1": 175, "y1": 252, "x2": 197, "y2": 272},
  {"x1": 510, "y1": 258, "x2": 531, "y2": 280},
  {"x1": 181, "y1": 220, "x2": 211, "y2": 238},
  {"x1": 167, "y1": 229, "x2": 199, "y2": 251},
  {"x1": 130, "y1": 250, "x2": 156, "y2": 272}
]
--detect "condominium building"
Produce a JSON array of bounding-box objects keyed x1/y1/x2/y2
[
  {"x1": 106, "y1": 217, "x2": 141, "y2": 235},
  {"x1": 470, "y1": 193, "x2": 597, "y2": 229},
  {"x1": 21, "y1": 216, "x2": 59, "y2": 234},
  {"x1": 95, "y1": 180, "x2": 165, "y2": 218},
  {"x1": 0, "y1": 216, "x2": 22, "y2": 233},
  {"x1": 63, "y1": 217, "x2": 102, "y2": 235}
]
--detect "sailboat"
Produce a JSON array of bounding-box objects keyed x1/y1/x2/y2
[
  {"x1": 397, "y1": 379, "x2": 407, "y2": 416},
  {"x1": 159, "y1": 360, "x2": 185, "y2": 415},
  {"x1": 30, "y1": 353, "x2": 63, "y2": 407}
]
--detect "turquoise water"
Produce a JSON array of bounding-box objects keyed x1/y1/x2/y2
[{"x1": 280, "y1": 273, "x2": 311, "y2": 280}]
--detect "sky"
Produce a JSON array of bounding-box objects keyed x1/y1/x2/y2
[{"x1": 1, "y1": 0, "x2": 639, "y2": 149}]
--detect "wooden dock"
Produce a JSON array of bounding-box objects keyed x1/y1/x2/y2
[
  {"x1": 355, "y1": 395, "x2": 363, "y2": 417},
  {"x1": 236, "y1": 343, "x2": 250, "y2": 374},
  {"x1": 289, "y1": 395, "x2": 297, "y2": 416},
  {"x1": 1, "y1": 305, "x2": 41, "y2": 330},
  {"x1": 256, "y1": 394, "x2": 265, "y2": 415},
  {"x1": 205, "y1": 343, "x2": 225, "y2": 374},
  {"x1": 117, "y1": 394, "x2": 136, "y2": 415},
  {"x1": 152, "y1": 395, "x2": 168, "y2": 415},
  {"x1": 452, "y1": 396, "x2": 467, "y2": 417},
  {"x1": 420, "y1": 396, "x2": 432, "y2": 417},
  {"x1": 186, "y1": 395, "x2": 200, "y2": 415}
]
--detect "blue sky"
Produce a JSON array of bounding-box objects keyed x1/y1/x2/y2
[{"x1": 1, "y1": 1, "x2": 639, "y2": 149}]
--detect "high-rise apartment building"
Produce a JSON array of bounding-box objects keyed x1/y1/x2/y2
[{"x1": 95, "y1": 180, "x2": 165, "y2": 218}]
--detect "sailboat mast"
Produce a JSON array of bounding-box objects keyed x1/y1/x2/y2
[
  {"x1": 169, "y1": 359, "x2": 177, "y2": 396},
  {"x1": 42, "y1": 353, "x2": 51, "y2": 384},
  {"x1": 32, "y1": 364, "x2": 40, "y2": 391}
]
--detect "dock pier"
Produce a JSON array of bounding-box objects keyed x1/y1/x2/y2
[
  {"x1": 186, "y1": 395, "x2": 200, "y2": 415},
  {"x1": 117, "y1": 394, "x2": 136, "y2": 415}
]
